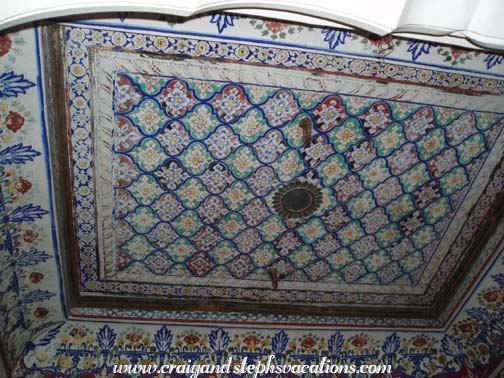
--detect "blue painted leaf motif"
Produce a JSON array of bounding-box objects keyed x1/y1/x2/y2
[
  {"x1": 209, "y1": 328, "x2": 230, "y2": 352},
  {"x1": 97, "y1": 325, "x2": 116, "y2": 350},
  {"x1": 271, "y1": 330, "x2": 288, "y2": 354},
  {"x1": 13, "y1": 306, "x2": 28, "y2": 330},
  {"x1": 210, "y1": 14, "x2": 239, "y2": 34},
  {"x1": 23, "y1": 322, "x2": 65, "y2": 356},
  {"x1": 485, "y1": 54, "x2": 504, "y2": 69},
  {"x1": 0, "y1": 71, "x2": 36, "y2": 98},
  {"x1": 13, "y1": 249, "x2": 52, "y2": 268},
  {"x1": 322, "y1": 29, "x2": 352, "y2": 49},
  {"x1": 7, "y1": 204, "x2": 49, "y2": 223},
  {"x1": 493, "y1": 273, "x2": 504, "y2": 286},
  {"x1": 0, "y1": 143, "x2": 41, "y2": 165},
  {"x1": 406, "y1": 41, "x2": 433, "y2": 61},
  {"x1": 466, "y1": 307, "x2": 495, "y2": 323},
  {"x1": 37, "y1": 322, "x2": 65, "y2": 346},
  {"x1": 1, "y1": 228, "x2": 13, "y2": 251},
  {"x1": 22, "y1": 289, "x2": 55, "y2": 304},
  {"x1": 22, "y1": 341, "x2": 37, "y2": 354},
  {"x1": 382, "y1": 332, "x2": 401, "y2": 354},
  {"x1": 7, "y1": 274, "x2": 20, "y2": 295},
  {"x1": 155, "y1": 325, "x2": 173, "y2": 352},
  {"x1": 24, "y1": 322, "x2": 63, "y2": 354},
  {"x1": 328, "y1": 332, "x2": 344, "y2": 355},
  {"x1": 441, "y1": 334, "x2": 464, "y2": 360}
]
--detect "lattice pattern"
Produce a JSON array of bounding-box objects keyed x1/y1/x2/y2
[{"x1": 109, "y1": 72, "x2": 502, "y2": 286}]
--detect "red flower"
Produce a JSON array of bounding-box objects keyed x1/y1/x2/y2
[
  {"x1": 23, "y1": 230, "x2": 39, "y2": 243},
  {"x1": 183, "y1": 334, "x2": 200, "y2": 345},
  {"x1": 0, "y1": 34, "x2": 12, "y2": 57},
  {"x1": 458, "y1": 321, "x2": 477, "y2": 334},
  {"x1": 483, "y1": 290, "x2": 499, "y2": 302},
  {"x1": 69, "y1": 328, "x2": 87, "y2": 339},
  {"x1": 369, "y1": 36, "x2": 393, "y2": 47},
  {"x1": 263, "y1": 21, "x2": 289, "y2": 33},
  {"x1": 412, "y1": 337, "x2": 428, "y2": 347},
  {"x1": 351, "y1": 336, "x2": 367, "y2": 348},
  {"x1": 34, "y1": 307, "x2": 49, "y2": 318},
  {"x1": 116, "y1": 249, "x2": 131, "y2": 271},
  {"x1": 15, "y1": 177, "x2": 32, "y2": 194},
  {"x1": 6, "y1": 111, "x2": 25, "y2": 132},
  {"x1": 29, "y1": 272, "x2": 44, "y2": 283},
  {"x1": 125, "y1": 331, "x2": 143, "y2": 343},
  {"x1": 243, "y1": 334, "x2": 260, "y2": 347},
  {"x1": 449, "y1": 47, "x2": 468, "y2": 59},
  {"x1": 300, "y1": 336, "x2": 317, "y2": 350}
]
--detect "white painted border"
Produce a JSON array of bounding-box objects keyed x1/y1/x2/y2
[{"x1": 3, "y1": 0, "x2": 504, "y2": 51}]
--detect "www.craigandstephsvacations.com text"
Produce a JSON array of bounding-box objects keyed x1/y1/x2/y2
[{"x1": 112, "y1": 355, "x2": 392, "y2": 377}]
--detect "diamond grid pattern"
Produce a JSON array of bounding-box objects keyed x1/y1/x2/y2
[{"x1": 111, "y1": 72, "x2": 494, "y2": 285}]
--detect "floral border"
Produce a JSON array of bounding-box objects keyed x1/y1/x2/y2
[
  {"x1": 109, "y1": 12, "x2": 504, "y2": 74},
  {"x1": 0, "y1": 18, "x2": 504, "y2": 377},
  {"x1": 62, "y1": 24, "x2": 504, "y2": 314},
  {"x1": 19, "y1": 255, "x2": 504, "y2": 378},
  {"x1": 0, "y1": 30, "x2": 63, "y2": 371}
]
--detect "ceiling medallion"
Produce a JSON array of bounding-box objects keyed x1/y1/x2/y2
[{"x1": 273, "y1": 181, "x2": 323, "y2": 219}]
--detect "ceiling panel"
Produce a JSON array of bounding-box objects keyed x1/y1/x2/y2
[{"x1": 47, "y1": 24, "x2": 504, "y2": 317}]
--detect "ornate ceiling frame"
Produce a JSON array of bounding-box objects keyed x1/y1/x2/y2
[{"x1": 40, "y1": 23, "x2": 504, "y2": 324}]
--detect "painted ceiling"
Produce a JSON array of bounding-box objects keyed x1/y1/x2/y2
[
  {"x1": 46, "y1": 20, "x2": 504, "y2": 316},
  {"x1": 2, "y1": 12, "x2": 504, "y2": 378}
]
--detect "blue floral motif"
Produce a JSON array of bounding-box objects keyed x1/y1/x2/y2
[
  {"x1": 406, "y1": 41, "x2": 433, "y2": 61},
  {"x1": 158, "y1": 123, "x2": 189, "y2": 155},
  {"x1": 12, "y1": 262, "x2": 504, "y2": 376},
  {"x1": 3, "y1": 22, "x2": 504, "y2": 378},
  {"x1": 262, "y1": 90, "x2": 299, "y2": 127},
  {"x1": 155, "y1": 161, "x2": 188, "y2": 190},
  {"x1": 382, "y1": 332, "x2": 401, "y2": 365},
  {"x1": 23, "y1": 322, "x2": 64, "y2": 355},
  {"x1": 493, "y1": 273, "x2": 504, "y2": 286},
  {"x1": 6, "y1": 204, "x2": 49, "y2": 223},
  {"x1": 209, "y1": 328, "x2": 230, "y2": 351},
  {"x1": 382, "y1": 332, "x2": 401, "y2": 354},
  {"x1": 115, "y1": 84, "x2": 141, "y2": 106},
  {"x1": 9, "y1": 249, "x2": 51, "y2": 269},
  {"x1": 253, "y1": 131, "x2": 286, "y2": 163},
  {"x1": 97, "y1": 325, "x2": 116, "y2": 350},
  {"x1": 160, "y1": 81, "x2": 194, "y2": 117},
  {"x1": 210, "y1": 14, "x2": 239, "y2": 34},
  {"x1": 271, "y1": 330, "x2": 289, "y2": 362},
  {"x1": 484, "y1": 53, "x2": 504, "y2": 69},
  {"x1": 466, "y1": 306, "x2": 494, "y2": 323},
  {"x1": 154, "y1": 325, "x2": 173, "y2": 355},
  {"x1": 328, "y1": 331, "x2": 344, "y2": 356},
  {"x1": 322, "y1": 29, "x2": 352, "y2": 49},
  {"x1": 19, "y1": 289, "x2": 55, "y2": 305},
  {"x1": 0, "y1": 71, "x2": 36, "y2": 98},
  {"x1": 201, "y1": 163, "x2": 233, "y2": 193},
  {"x1": 212, "y1": 87, "x2": 249, "y2": 123},
  {"x1": 0, "y1": 143, "x2": 41, "y2": 165},
  {"x1": 154, "y1": 325, "x2": 173, "y2": 364},
  {"x1": 0, "y1": 33, "x2": 58, "y2": 365},
  {"x1": 441, "y1": 334, "x2": 465, "y2": 363},
  {"x1": 209, "y1": 328, "x2": 230, "y2": 363}
]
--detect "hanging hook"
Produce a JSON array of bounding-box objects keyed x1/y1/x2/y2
[
  {"x1": 268, "y1": 266, "x2": 279, "y2": 290},
  {"x1": 299, "y1": 117, "x2": 312, "y2": 147}
]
